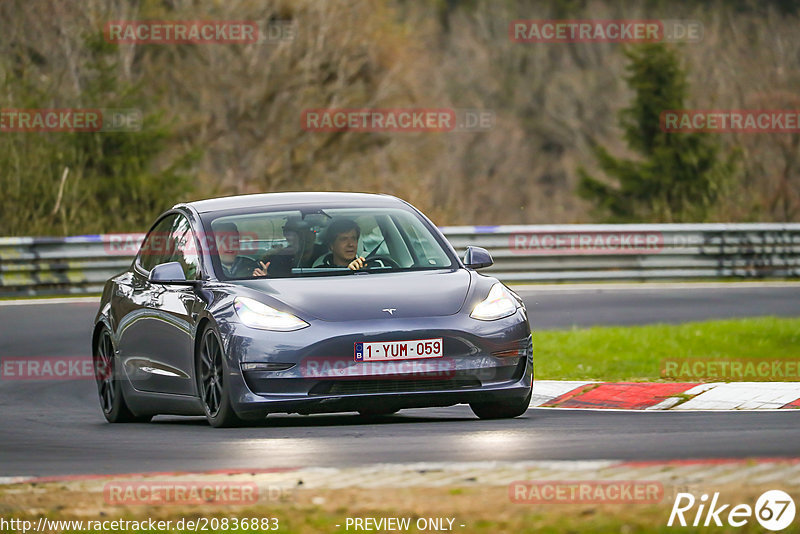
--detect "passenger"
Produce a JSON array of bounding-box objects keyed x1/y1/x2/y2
[
  {"x1": 281, "y1": 217, "x2": 323, "y2": 268},
  {"x1": 320, "y1": 218, "x2": 366, "y2": 270},
  {"x1": 253, "y1": 217, "x2": 323, "y2": 277},
  {"x1": 213, "y1": 222, "x2": 260, "y2": 278}
]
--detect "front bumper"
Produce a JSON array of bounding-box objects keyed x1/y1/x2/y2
[{"x1": 218, "y1": 309, "x2": 533, "y2": 417}]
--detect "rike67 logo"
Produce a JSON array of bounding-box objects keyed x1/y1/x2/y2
[{"x1": 668, "y1": 490, "x2": 795, "y2": 530}]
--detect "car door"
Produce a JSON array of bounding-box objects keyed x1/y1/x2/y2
[
  {"x1": 116, "y1": 214, "x2": 176, "y2": 392},
  {"x1": 117, "y1": 213, "x2": 202, "y2": 396}
]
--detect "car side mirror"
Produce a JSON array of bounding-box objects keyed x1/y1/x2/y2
[
  {"x1": 463, "y1": 246, "x2": 493, "y2": 269},
  {"x1": 148, "y1": 261, "x2": 197, "y2": 285}
]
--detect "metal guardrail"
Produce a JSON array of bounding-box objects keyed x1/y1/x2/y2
[
  {"x1": 445, "y1": 223, "x2": 800, "y2": 282},
  {"x1": 1, "y1": 224, "x2": 799, "y2": 296},
  {"x1": 0, "y1": 234, "x2": 143, "y2": 297}
]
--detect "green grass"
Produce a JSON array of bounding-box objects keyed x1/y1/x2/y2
[
  {"x1": 6, "y1": 495, "x2": 797, "y2": 534},
  {"x1": 534, "y1": 317, "x2": 800, "y2": 381}
]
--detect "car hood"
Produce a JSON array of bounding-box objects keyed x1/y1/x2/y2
[{"x1": 236, "y1": 269, "x2": 472, "y2": 321}]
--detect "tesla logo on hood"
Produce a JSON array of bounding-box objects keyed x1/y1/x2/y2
[{"x1": 382, "y1": 308, "x2": 396, "y2": 315}]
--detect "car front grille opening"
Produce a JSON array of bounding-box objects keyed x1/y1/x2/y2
[{"x1": 308, "y1": 378, "x2": 482, "y2": 396}]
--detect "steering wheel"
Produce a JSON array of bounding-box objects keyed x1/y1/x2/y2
[{"x1": 363, "y1": 255, "x2": 401, "y2": 269}]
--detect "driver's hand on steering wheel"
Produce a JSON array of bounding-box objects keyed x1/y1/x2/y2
[{"x1": 348, "y1": 256, "x2": 366, "y2": 271}]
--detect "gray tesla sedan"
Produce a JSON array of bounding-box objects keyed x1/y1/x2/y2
[{"x1": 92, "y1": 192, "x2": 533, "y2": 427}]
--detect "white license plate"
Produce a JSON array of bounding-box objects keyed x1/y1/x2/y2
[{"x1": 354, "y1": 338, "x2": 443, "y2": 362}]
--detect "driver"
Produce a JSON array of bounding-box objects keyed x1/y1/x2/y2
[{"x1": 321, "y1": 218, "x2": 366, "y2": 270}]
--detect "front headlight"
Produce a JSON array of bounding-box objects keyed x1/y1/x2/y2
[
  {"x1": 470, "y1": 283, "x2": 518, "y2": 321},
  {"x1": 234, "y1": 297, "x2": 309, "y2": 331}
]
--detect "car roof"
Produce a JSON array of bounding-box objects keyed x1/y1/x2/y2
[{"x1": 176, "y1": 192, "x2": 406, "y2": 214}]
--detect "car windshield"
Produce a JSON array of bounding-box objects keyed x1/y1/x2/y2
[{"x1": 203, "y1": 206, "x2": 456, "y2": 280}]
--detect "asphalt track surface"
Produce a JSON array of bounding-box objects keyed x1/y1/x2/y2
[{"x1": 1, "y1": 284, "x2": 799, "y2": 476}]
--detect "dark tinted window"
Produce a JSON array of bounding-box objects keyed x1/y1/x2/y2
[
  {"x1": 136, "y1": 214, "x2": 200, "y2": 280},
  {"x1": 136, "y1": 214, "x2": 179, "y2": 272},
  {"x1": 167, "y1": 215, "x2": 201, "y2": 280}
]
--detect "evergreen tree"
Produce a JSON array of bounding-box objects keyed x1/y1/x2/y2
[{"x1": 578, "y1": 43, "x2": 739, "y2": 222}]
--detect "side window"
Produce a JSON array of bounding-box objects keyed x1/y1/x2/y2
[
  {"x1": 166, "y1": 215, "x2": 201, "y2": 280},
  {"x1": 137, "y1": 215, "x2": 178, "y2": 272}
]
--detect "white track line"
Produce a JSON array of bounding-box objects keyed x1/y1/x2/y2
[{"x1": 512, "y1": 281, "x2": 800, "y2": 292}]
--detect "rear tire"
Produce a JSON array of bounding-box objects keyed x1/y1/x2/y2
[
  {"x1": 93, "y1": 328, "x2": 151, "y2": 423},
  {"x1": 196, "y1": 326, "x2": 246, "y2": 428},
  {"x1": 469, "y1": 387, "x2": 532, "y2": 420}
]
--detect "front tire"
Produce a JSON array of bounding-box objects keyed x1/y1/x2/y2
[
  {"x1": 93, "y1": 328, "x2": 151, "y2": 423},
  {"x1": 196, "y1": 326, "x2": 245, "y2": 428},
  {"x1": 469, "y1": 387, "x2": 532, "y2": 420}
]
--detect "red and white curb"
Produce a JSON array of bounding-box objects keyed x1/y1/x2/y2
[{"x1": 531, "y1": 380, "x2": 800, "y2": 410}]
